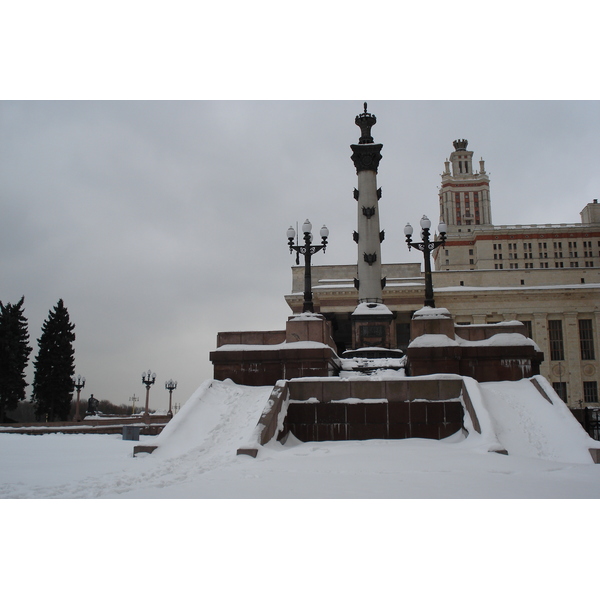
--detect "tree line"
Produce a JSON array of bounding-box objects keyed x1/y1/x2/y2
[{"x1": 0, "y1": 297, "x2": 76, "y2": 422}]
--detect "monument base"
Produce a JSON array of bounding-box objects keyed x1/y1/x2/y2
[
  {"x1": 406, "y1": 306, "x2": 544, "y2": 381},
  {"x1": 210, "y1": 313, "x2": 339, "y2": 386},
  {"x1": 350, "y1": 302, "x2": 397, "y2": 355}
]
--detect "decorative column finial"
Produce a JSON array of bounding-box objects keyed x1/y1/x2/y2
[{"x1": 355, "y1": 102, "x2": 377, "y2": 144}]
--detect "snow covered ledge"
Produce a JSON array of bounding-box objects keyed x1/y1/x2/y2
[
  {"x1": 407, "y1": 307, "x2": 544, "y2": 382},
  {"x1": 237, "y1": 380, "x2": 289, "y2": 458},
  {"x1": 410, "y1": 306, "x2": 455, "y2": 339}
]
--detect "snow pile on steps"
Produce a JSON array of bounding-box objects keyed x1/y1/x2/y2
[
  {"x1": 458, "y1": 376, "x2": 600, "y2": 463},
  {"x1": 147, "y1": 376, "x2": 600, "y2": 465}
]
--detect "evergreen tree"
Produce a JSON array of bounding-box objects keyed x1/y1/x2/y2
[
  {"x1": 0, "y1": 297, "x2": 32, "y2": 422},
  {"x1": 31, "y1": 299, "x2": 76, "y2": 422}
]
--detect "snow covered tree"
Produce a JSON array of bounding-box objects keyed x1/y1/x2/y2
[
  {"x1": 31, "y1": 299, "x2": 76, "y2": 422},
  {"x1": 0, "y1": 297, "x2": 32, "y2": 422}
]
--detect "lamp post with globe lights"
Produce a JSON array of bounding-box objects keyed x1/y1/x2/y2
[
  {"x1": 141, "y1": 370, "x2": 156, "y2": 423},
  {"x1": 287, "y1": 219, "x2": 329, "y2": 313},
  {"x1": 165, "y1": 379, "x2": 177, "y2": 418},
  {"x1": 72, "y1": 374, "x2": 86, "y2": 422},
  {"x1": 404, "y1": 216, "x2": 447, "y2": 308}
]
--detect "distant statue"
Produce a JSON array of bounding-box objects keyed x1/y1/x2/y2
[{"x1": 86, "y1": 394, "x2": 99, "y2": 415}]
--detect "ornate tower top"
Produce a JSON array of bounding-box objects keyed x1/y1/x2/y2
[
  {"x1": 355, "y1": 102, "x2": 377, "y2": 144},
  {"x1": 453, "y1": 139, "x2": 468, "y2": 151}
]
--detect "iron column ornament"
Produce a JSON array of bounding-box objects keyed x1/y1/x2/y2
[
  {"x1": 405, "y1": 216, "x2": 447, "y2": 308},
  {"x1": 287, "y1": 219, "x2": 329, "y2": 313},
  {"x1": 350, "y1": 102, "x2": 383, "y2": 174}
]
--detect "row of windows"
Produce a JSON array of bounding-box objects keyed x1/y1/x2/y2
[
  {"x1": 548, "y1": 319, "x2": 596, "y2": 361},
  {"x1": 494, "y1": 241, "x2": 600, "y2": 251},
  {"x1": 552, "y1": 381, "x2": 598, "y2": 404},
  {"x1": 493, "y1": 262, "x2": 595, "y2": 269},
  {"x1": 454, "y1": 192, "x2": 480, "y2": 201}
]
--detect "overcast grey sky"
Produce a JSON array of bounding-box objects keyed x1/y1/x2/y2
[
  {"x1": 2, "y1": 1, "x2": 599, "y2": 410},
  {"x1": 1, "y1": 100, "x2": 599, "y2": 409}
]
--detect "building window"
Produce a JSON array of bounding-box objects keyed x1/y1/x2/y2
[
  {"x1": 548, "y1": 320, "x2": 565, "y2": 360},
  {"x1": 553, "y1": 381, "x2": 568, "y2": 403},
  {"x1": 522, "y1": 320, "x2": 533, "y2": 338},
  {"x1": 469, "y1": 249, "x2": 474, "y2": 255},
  {"x1": 555, "y1": 262, "x2": 564, "y2": 268},
  {"x1": 583, "y1": 381, "x2": 599, "y2": 404},
  {"x1": 579, "y1": 319, "x2": 595, "y2": 360},
  {"x1": 570, "y1": 262, "x2": 579, "y2": 267}
]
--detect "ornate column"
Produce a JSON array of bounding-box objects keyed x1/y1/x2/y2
[
  {"x1": 350, "y1": 103, "x2": 385, "y2": 304},
  {"x1": 348, "y1": 104, "x2": 396, "y2": 353}
]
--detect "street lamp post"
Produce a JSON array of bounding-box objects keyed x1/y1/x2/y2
[
  {"x1": 404, "y1": 216, "x2": 447, "y2": 308},
  {"x1": 72, "y1": 374, "x2": 86, "y2": 422},
  {"x1": 165, "y1": 379, "x2": 177, "y2": 418},
  {"x1": 141, "y1": 370, "x2": 156, "y2": 423},
  {"x1": 287, "y1": 219, "x2": 329, "y2": 313}
]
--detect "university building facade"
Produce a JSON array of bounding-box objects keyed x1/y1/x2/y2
[{"x1": 285, "y1": 140, "x2": 600, "y2": 408}]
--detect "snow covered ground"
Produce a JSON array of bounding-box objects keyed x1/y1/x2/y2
[
  {"x1": 2, "y1": 376, "x2": 599, "y2": 499},
  {"x1": 3, "y1": 376, "x2": 598, "y2": 598}
]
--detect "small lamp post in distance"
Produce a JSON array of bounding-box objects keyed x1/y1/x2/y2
[
  {"x1": 72, "y1": 374, "x2": 86, "y2": 422},
  {"x1": 287, "y1": 219, "x2": 329, "y2": 313},
  {"x1": 404, "y1": 215, "x2": 447, "y2": 308},
  {"x1": 141, "y1": 370, "x2": 156, "y2": 424},
  {"x1": 165, "y1": 379, "x2": 177, "y2": 418}
]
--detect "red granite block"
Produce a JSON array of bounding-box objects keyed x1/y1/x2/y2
[
  {"x1": 346, "y1": 403, "x2": 366, "y2": 425},
  {"x1": 388, "y1": 423, "x2": 408, "y2": 439},
  {"x1": 388, "y1": 401, "x2": 410, "y2": 423},
  {"x1": 316, "y1": 402, "x2": 346, "y2": 424},
  {"x1": 444, "y1": 402, "x2": 464, "y2": 423},
  {"x1": 410, "y1": 423, "x2": 440, "y2": 439},
  {"x1": 409, "y1": 402, "x2": 427, "y2": 424},
  {"x1": 287, "y1": 402, "x2": 317, "y2": 424},
  {"x1": 364, "y1": 403, "x2": 388, "y2": 424},
  {"x1": 426, "y1": 402, "x2": 444, "y2": 423}
]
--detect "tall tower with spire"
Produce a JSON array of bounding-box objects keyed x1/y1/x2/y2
[
  {"x1": 435, "y1": 139, "x2": 492, "y2": 271},
  {"x1": 439, "y1": 139, "x2": 492, "y2": 229},
  {"x1": 350, "y1": 103, "x2": 385, "y2": 304}
]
